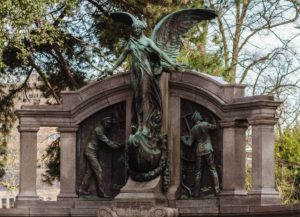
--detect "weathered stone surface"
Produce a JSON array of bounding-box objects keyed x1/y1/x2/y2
[
  {"x1": 249, "y1": 119, "x2": 280, "y2": 204},
  {"x1": 29, "y1": 208, "x2": 70, "y2": 216},
  {"x1": 74, "y1": 200, "x2": 112, "y2": 209},
  {"x1": 1, "y1": 204, "x2": 300, "y2": 217},
  {"x1": 0, "y1": 208, "x2": 29, "y2": 216},
  {"x1": 71, "y1": 208, "x2": 99, "y2": 217},
  {"x1": 16, "y1": 127, "x2": 40, "y2": 203},
  {"x1": 15, "y1": 200, "x2": 74, "y2": 208},
  {"x1": 58, "y1": 127, "x2": 78, "y2": 200},
  {"x1": 166, "y1": 96, "x2": 181, "y2": 201},
  {"x1": 108, "y1": 177, "x2": 173, "y2": 217}
]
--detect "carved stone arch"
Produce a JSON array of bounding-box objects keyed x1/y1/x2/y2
[
  {"x1": 61, "y1": 73, "x2": 132, "y2": 125},
  {"x1": 174, "y1": 92, "x2": 224, "y2": 120},
  {"x1": 169, "y1": 71, "x2": 245, "y2": 120},
  {"x1": 71, "y1": 89, "x2": 131, "y2": 125},
  {"x1": 60, "y1": 74, "x2": 133, "y2": 199}
]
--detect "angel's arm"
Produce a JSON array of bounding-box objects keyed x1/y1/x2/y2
[
  {"x1": 111, "y1": 45, "x2": 130, "y2": 72},
  {"x1": 148, "y1": 39, "x2": 176, "y2": 66}
]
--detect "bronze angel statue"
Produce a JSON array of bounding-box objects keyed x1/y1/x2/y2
[{"x1": 108, "y1": 9, "x2": 217, "y2": 189}]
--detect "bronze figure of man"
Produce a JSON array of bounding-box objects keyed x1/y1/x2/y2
[
  {"x1": 79, "y1": 117, "x2": 121, "y2": 198},
  {"x1": 181, "y1": 111, "x2": 220, "y2": 197}
]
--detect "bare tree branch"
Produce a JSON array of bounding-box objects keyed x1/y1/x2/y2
[
  {"x1": 239, "y1": 51, "x2": 279, "y2": 84},
  {"x1": 239, "y1": 1, "x2": 299, "y2": 51},
  {"x1": 28, "y1": 57, "x2": 61, "y2": 104},
  {"x1": 53, "y1": 45, "x2": 80, "y2": 89}
]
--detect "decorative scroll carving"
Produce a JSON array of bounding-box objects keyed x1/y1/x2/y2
[
  {"x1": 148, "y1": 207, "x2": 179, "y2": 217},
  {"x1": 98, "y1": 207, "x2": 118, "y2": 217},
  {"x1": 97, "y1": 206, "x2": 178, "y2": 217}
]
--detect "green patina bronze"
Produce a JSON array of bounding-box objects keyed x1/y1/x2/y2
[
  {"x1": 109, "y1": 9, "x2": 217, "y2": 189},
  {"x1": 79, "y1": 117, "x2": 123, "y2": 198},
  {"x1": 181, "y1": 111, "x2": 220, "y2": 197}
]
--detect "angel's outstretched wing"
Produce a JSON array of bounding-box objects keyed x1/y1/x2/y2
[
  {"x1": 110, "y1": 12, "x2": 138, "y2": 26},
  {"x1": 151, "y1": 9, "x2": 217, "y2": 65}
]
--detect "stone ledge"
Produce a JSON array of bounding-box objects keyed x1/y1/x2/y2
[
  {"x1": 0, "y1": 208, "x2": 29, "y2": 216},
  {"x1": 29, "y1": 208, "x2": 70, "y2": 216},
  {"x1": 15, "y1": 200, "x2": 74, "y2": 208},
  {"x1": 0, "y1": 204, "x2": 300, "y2": 217},
  {"x1": 70, "y1": 208, "x2": 98, "y2": 217},
  {"x1": 179, "y1": 207, "x2": 219, "y2": 215},
  {"x1": 175, "y1": 199, "x2": 219, "y2": 208},
  {"x1": 74, "y1": 200, "x2": 112, "y2": 209}
]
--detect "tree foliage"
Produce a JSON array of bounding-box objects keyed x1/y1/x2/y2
[
  {"x1": 41, "y1": 137, "x2": 60, "y2": 185},
  {"x1": 275, "y1": 125, "x2": 300, "y2": 204}
]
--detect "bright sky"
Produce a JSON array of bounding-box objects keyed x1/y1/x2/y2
[{"x1": 250, "y1": 23, "x2": 300, "y2": 52}]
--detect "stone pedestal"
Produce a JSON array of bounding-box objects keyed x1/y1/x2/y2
[{"x1": 98, "y1": 176, "x2": 178, "y2": 217}]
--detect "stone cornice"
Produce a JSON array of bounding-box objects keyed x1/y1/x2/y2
[
  {"x1": 220, "y1": 120, "x2": 249, "y2": 128},
  {"x1": 61, "y1": 72, "x2": 130, "y2": 109},
  {"x1": 170, "y1": 80, "x2": 281, "y2": 121},
  {"x1": 70, "y1": 84, "x2": 131, "y2": 122},
  {"x1": 248, "y1": 118, "x2": 279, "y2": 126},
  {"x1": 18, "y1": 125, "x2": 40, "y2": 133},
  {"x1": 169, "y1": 70, "x2": 245, "y2": 103}
]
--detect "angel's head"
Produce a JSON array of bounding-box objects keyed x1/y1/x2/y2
[{"x1": 132, "y1": 20, "x2": 147, "y2": 38}]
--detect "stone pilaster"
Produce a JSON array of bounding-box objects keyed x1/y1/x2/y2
[
  {"x1": 220, "y1": 120, "x2": 247, "y2": 196},
  {"x1": 234, "y1": 122, "x2": 248, "y2": 195},
  {"x1": 249, "y1": 119, "x2": 280, "y2": 204},
  {"x1": 57, "y1": 126, "x2": 78, "y2": 200},
  {"x1": 16, "y1": 125, "x2": 40, "y2": 202},
  {"x1": 220, "y1": 121, "x2": 236, "y2": 195},
  {"x1": 125, "y1": 97, "x2": 133, "y2": 140},
  {"x1": 167, "y1": 96, "x2": 181, "y2": 200},
  {"x1": 160, "y1": 72, "x2": 169, "y2": 134}
]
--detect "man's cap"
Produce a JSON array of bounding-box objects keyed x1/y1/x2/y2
[
  {"x1": 191, "y1": 111, "x2": 203, "y2": 122},
  {"x1": 101, "y1": 116, "x2": 116, "y2": 124}
]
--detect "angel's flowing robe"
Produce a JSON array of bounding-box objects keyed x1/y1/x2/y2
[{"x1": 127, "y1": 37, "x2": 164, "y2": 173}]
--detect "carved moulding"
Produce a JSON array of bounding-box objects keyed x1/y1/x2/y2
[{"x1": 98, "y1": 206, "x2": 179, "y2": 217}]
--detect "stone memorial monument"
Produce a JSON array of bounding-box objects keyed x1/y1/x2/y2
[
  {"x1": 97, "y1": 9, "x2": 219, "y2": 216},
  {"x1": 1, "y1": 7, "x2": 299, "y2": 217}
]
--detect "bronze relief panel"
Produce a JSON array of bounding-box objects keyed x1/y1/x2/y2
[
  {"x1": 76, "y1": 102, "x2": 126, "y2": 199},
  {"x1": 180, "y1": 99, "x2": 222, "y2": 199}
]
